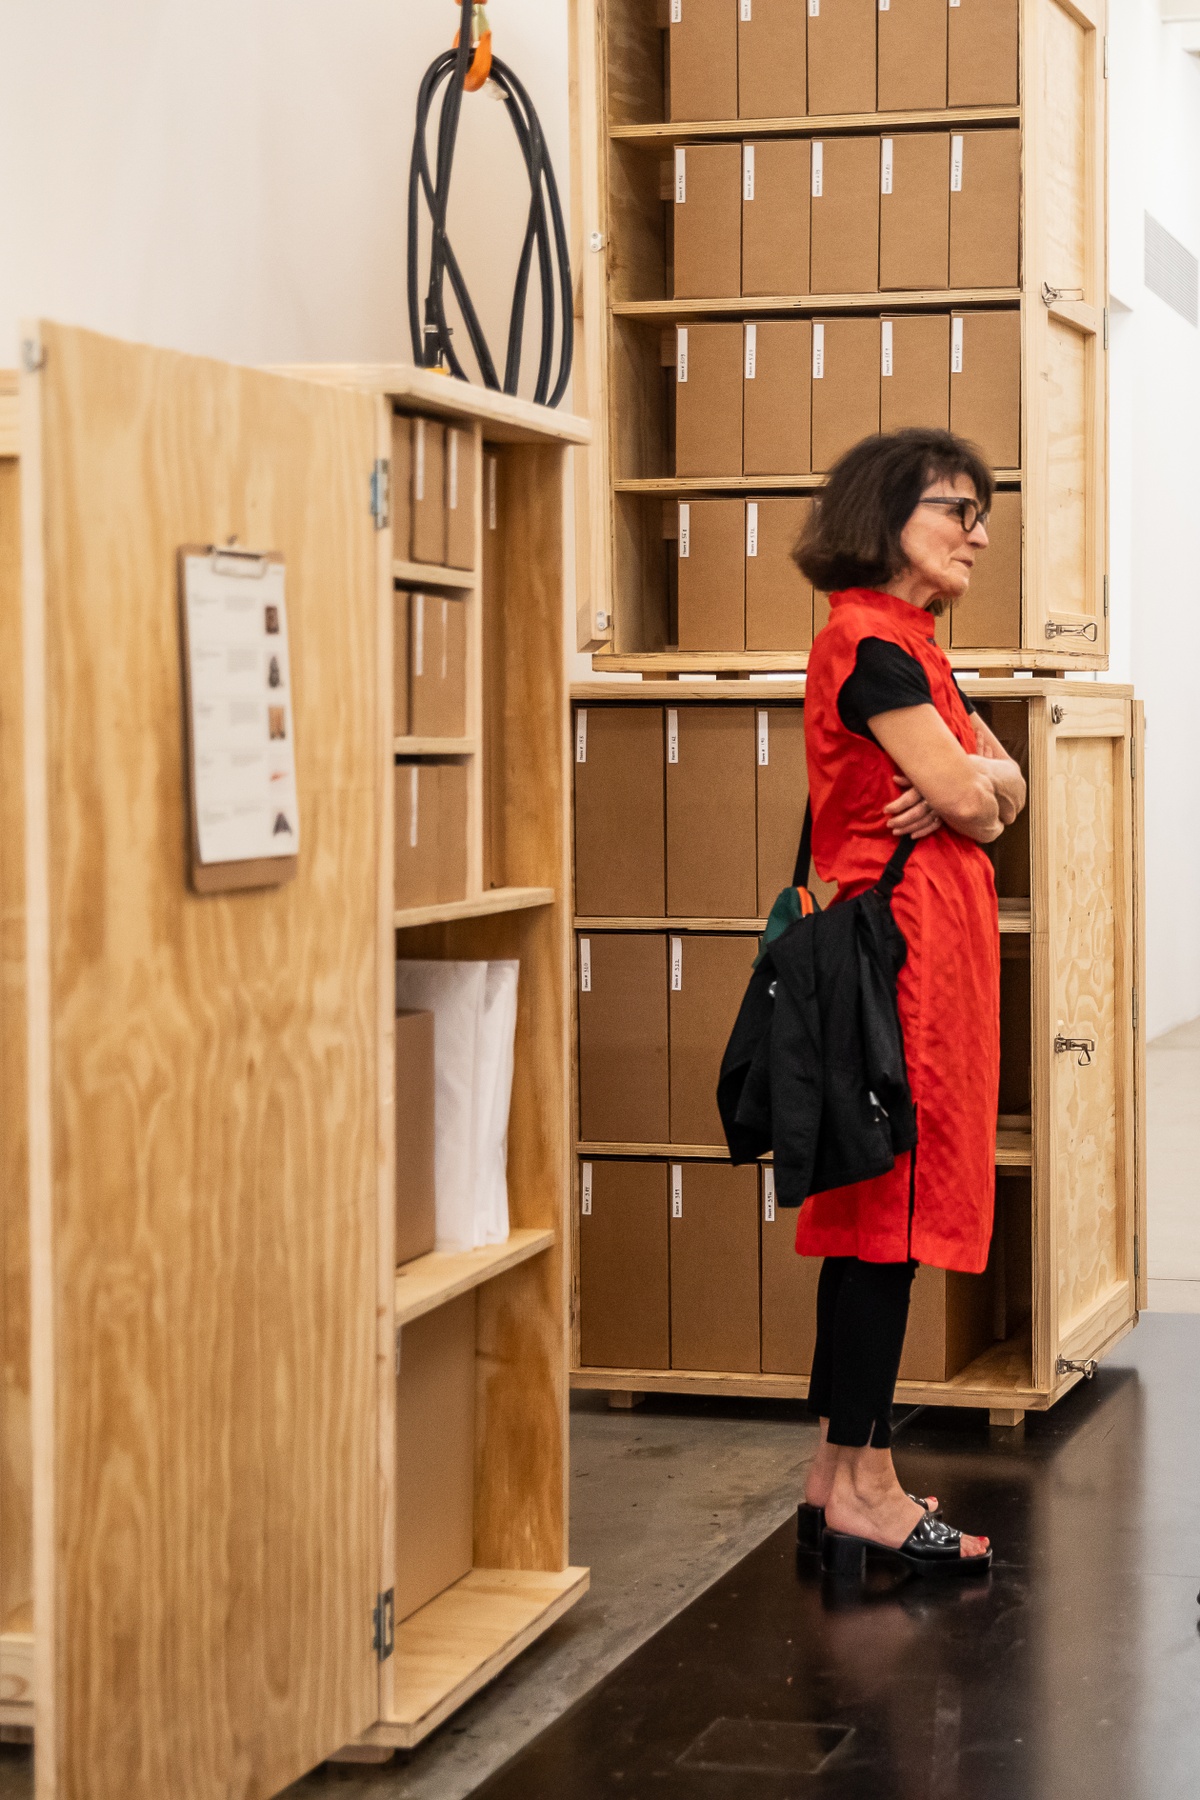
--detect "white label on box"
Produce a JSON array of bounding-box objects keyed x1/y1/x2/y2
[
  {"x1": 667, "y1": 708, "x2": 680, "y2": 764},
  {"x1": 408, "y1": 765, "x2": 419, "y2": 849},
  {"x1": 448, "y1": 431, "x2": 459, "y2": 510},
  {"x1": 951, "y1": 315, "x2": 965, "y2": 374},
  {"x1": 675, "y1": 146, "x2": 687, "y2": 204},
  {"x1": 671, "y1": 936, "x2": 683, "y2": 990},
  {"x1": 414, "y1": 418, "x2": 426, "y2": 502},
  {"x1": 582, "y1": 1163, "x2": 593, "y2": 1215},
  {"x1": 879, "y1": 0, "x2": 890, "y2": 10},
  {"x1": 746, "y1": 501, "x2": 759, "y2": 558},
  {"x1": 576, "y1": 709, "x2": 588, "y2": 763},
  {"x1": 764, "y1": 1166, "x2": 776, "y2": 1221},
  {"x1": 757, "y1": 709, "x2": 769, "y2": 766},
  {"x1": 951, "y1": 135, "x2": 964, "y2": 193},
  {"x1": 881, "y1": 138, "x2": 893, "y2": 195},
  {"x1": 413, "y1": 592, "x2": 425, "y2": 676},
  {"x1": 742, "y1": 0, "x2": 753, "y2": 17},
  {"x1": 677, "y1": 326, "x2": 688, "y2": 383},
  {"x1": 671, "y1": 0, "x2": 682, "y2": 20},
  {"x1": 743, "y1": 143, "x2": 755, "y2": 202},
  {"x1": 671, "y1": 1164, "x2": 684, "y2": 1218},
  {"x1": 579, "y1": 937, "x2": 592, "y2": 993},
  {"x1": 811, "y1": 141, "x2": 823, "y2": 198},
  {"x1": 678, "y1": 503, "x2": 690, "y2": 559},
  {"x1": 487, "y1": 455, "x2": 498, "y2": 530},
  {"x1": 440, "y1": 600, "x2": 449, "y2": 679},
  {"x1": 881, "y1": 319, "x2": 894, "y2": 378},
  {"x1": 809, "y1": 0, "x2": 819, "y2": 14},
  {"x1": 812, "y1": 321, "x2": 825, "y2": 379},
  {"x1": 949, "y1": 0, "x2": 961, "y2": 7},
  {"x1": 744, "y1": 322, "x2": 757, "y2": 379}
]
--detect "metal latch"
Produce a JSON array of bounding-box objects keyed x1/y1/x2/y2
[
  {"x1": 1045, "y1": 620, "x2": 1098, "y2": 641},
  {"x1": 1041, "y1": 282, "x2": 1085, "y2": 306},
  {"x1": 373, "y1": 1589, "x2": 395, "y2": 1661},
  {"x1": 1054, "y1": 1035, "x2": 1095, "y2": 1066},
  {"x1": 370, "y1": 459, "x2": 390, "y2": 530},
  {"x1": 1057, "y1": 1356, "x2": 1098, "y2": 1381}
]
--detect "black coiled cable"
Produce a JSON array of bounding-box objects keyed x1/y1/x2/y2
[{"x1": 407, "y1": 0, "x2": 574, "y2": 408}]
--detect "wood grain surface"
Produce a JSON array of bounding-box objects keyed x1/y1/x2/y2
[{"x1": 24, "y1": 323, "x2": 382, "y2": 1799}]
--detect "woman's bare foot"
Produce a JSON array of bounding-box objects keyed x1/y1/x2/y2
[
  {"x1": 803, "y1": 1424, "x2": 938, "y2": 1517},
  {"x1": 825, "y1": 1447, "x2": 987, "y2": 1558}
]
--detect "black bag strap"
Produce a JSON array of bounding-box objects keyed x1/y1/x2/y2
[
  {"x1": 789, "y1": 799, "x2": 916, "y2": 898},
  {"x1": 790, "y1": 801, "x2": 814, "y2": 888}
]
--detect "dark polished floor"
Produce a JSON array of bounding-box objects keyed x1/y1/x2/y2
[{"x1": 472, "y1": 1315, "x2": 1200, "y2": 1800}]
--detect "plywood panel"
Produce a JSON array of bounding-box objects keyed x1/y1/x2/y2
[
  {"x1": 1044, "y1": 319, "x2": 1090, "y2": 618},
  {"x1": 1040, "y1": 0, "x2": 1089, "y2": 295},
  {"x1": 23, "y1": 323, "x2": 381, "y2": 1799}
]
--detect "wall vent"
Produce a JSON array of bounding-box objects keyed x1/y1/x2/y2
[{"x1": 1145, "y1": 213, "x2": 1199, "y2": 326}]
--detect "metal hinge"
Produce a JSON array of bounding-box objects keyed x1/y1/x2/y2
[
  {"x1": 1134, "y1": 1235, "x2": 1141, "y2": 1281},
  {"x1": 1103, "y1": 307, "x2": 1109, "y2": 349},
  {"x1": 1132, "y1": 987, "x2": 1139, "y2": 1033},
  {"x1": 395, "y1": 1328, "x2": 402, "y2": 1377},
  {"x1": 1103, "y1": 574, "x2": 1109, "y2": 618},
  {"x1": 370, "y1": 459, "x2": 390, "y2": 530},
  {"x1": 373, "y1": 1589, "x2": 395, "y2": 1662},
  {"x1": 1103, "y1": 35, "x2": 1109, "y2": 78},
  {"x1": 20, "y1": 338, "x2": 45, "y2": 374},
  {"x1": 1054, "y1": 1034, "x2": 1095, "y2": 1066},
  {"x1": 1045, "y1": 620, "x2": 1098, "y2": 642},
  {"x1": 1057, "y1": 1356, "x2": 1098, "y2": 1380}
]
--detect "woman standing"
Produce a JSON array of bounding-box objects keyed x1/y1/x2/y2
[{"x1": 793, "y1": 428, "x2": 1026, "y2": 1577}]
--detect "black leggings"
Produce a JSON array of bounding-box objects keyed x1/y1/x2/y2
[{"x1": 807, "y1": 1257, "x2": 917, "y2": 1449}]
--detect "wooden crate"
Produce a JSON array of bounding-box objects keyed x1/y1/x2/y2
[
  {"x1": 569, "y1": 0, "x2": 1109, "y2": 671},
  {"x1": 0, "y1": 330, "x2": 590, "y2": 1793},
  {"x1": 568, "y1": 680, "x2": 1145, "y2": 1426}
]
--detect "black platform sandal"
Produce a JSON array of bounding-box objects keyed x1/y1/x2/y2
[
  {"x1": 822, "y1": 1511, "x2": 991, "y2": 1579},
  {"x1": 797, "y1": 1494, "x2": 938, "y2": 1555}
]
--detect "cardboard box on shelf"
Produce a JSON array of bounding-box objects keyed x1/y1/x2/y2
[
  {"x1": 394, "y1": 589, "x2": 411, "y2": 737},
  {"x1": 899, "y1": 1261, "x2": 997, "y2": 1384},
  {"x1": 760, "y1": 1170, "x2": 822, "y2": 1374},
  {"x1": 950, "y1": 489, "x2": 1022, "y2": 651},
  {"x1": 743, "y1": 319, "x2": 813, "y2": 475},
  {"x1": 578, "y1": 1159, "x2": 671, "y2": 1369},
  {"x1": 674, "y1": 322, "x2": 744, "y2": 478},
  {"x1": 949, "y1": 310, "x2": 1022, "y2": 470},
  {"x1": 674, "y1": 143, "x2": 743, "y2": 298},
  {"x1": 746, "y1": 497, "x2": 814, "y2": 652},
  {"x1": 394, "y1": 1293, "x2": 476, "y2": 1622},
  {"x1": 756, "y1": 704, "x2": 811, "y2": 909},
  {"x1": 807, "y1": 0, "x2": 877, "y2": 116},
  {"x1": 670, "y1": 1161, "x2": 760, "y2": 1373},
  {"x1": 411, "y1": 417, "x2": 448, "y2": 566},
  {"x1": 949, "y1": 130, "x2": 1021, "y2": 290},
  {"x1": 879, "y1": 132, "x2": 950, "y2": 292},
  {"x1": 392, "y1": 412, "x2": 414, "y2": 560},
  {"x1": 395, "y1": 1009, "x2": 437, "y2": 1268},
  {"x1": 811, "y1": 317, "x2": 881, "y2": 471},
  {"x1": 877, "y1": 0, "x2": 948, "y2": 111},
  {"x1": 669, "y1": 933, "x2": 759, "y2": 1145},
  {"x1": 577, "y1": 932, "x2": 670, "y2": 1143},
  {"x1": 444, "y1": 426, "x2": 477, "y2": 570},
  {"x1": 666, "y1": 705, "x2": 759, "y2": 918},
  {"x1": 880, "y1": 313, "x2": 951, "y2": 435},
  {"x1": 742, "y1": 139, "x2": 811, "y2": 297},
  {"x1": 410, "y1": 593, "x2": 468, "y2": 739},
  {"x1": 394, "y1": 762, "x2": 470, "y2": 909},
  {"x1": 669, "y1": 0, "x2": 739, "y2": 122},
  {"x1": 948, "y1": 0, "x2": 1019, "y2": 108},
  {"x1": 575, "y1": 705, "x2": 666, "y2": 916},
  {"x1": 738, "y1": 0, "x2": 808, "y2": 119},
  {"x1": 677, "y1": 498, "x2": 747, "y2": 651},
  {"x1": 810, "y1": 135, "x2": 880, "y2": 295},
  {"x1": 436, "y1": 762, "x2": 469, "y2": 902}
]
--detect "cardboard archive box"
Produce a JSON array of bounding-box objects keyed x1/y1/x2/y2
[
  {"x1": 876, "y1": 0, "x2": 948, "y2": 111},
  {"x1": 743, "y1": 319, "x2": 813, "y2": 475},
  {"x1": 880, "y1": 314, "x2": 950, "y2": 435},
  {"x1": 392, "y1": 411, "x2": 413, "y2": 561},
  {"x1": 574, "y1": 704, "x2": 666, "y2": 916},
  {"x1": 760, "y1": 1169, "x2": 822, "y2": 1375},
  {"x1": 411, "y1": 416, "x2": 448, "y2": 566},
  {"x1": 670, "y1": 1161, "x2": 760, "y2": 1372},
  {"x1": 669, "y1": 0, "x2": 739, "y2": 121},
  {"x1": 810, "y1": 136, "x2": 880, "y2": 294},
  {"x1": 668, "y1": 933, "x2": 758, "y2": 1144},
  {"x1": 742, "y1": 139, "x2": 811, "y2": 296},
  {"x1": 395, "y1": 1008, "x2": 437, "y2": 1267},
  {"x1": 578, "y1": 1159, "x2": 670, "y2": 1369},
  {"x1": 665, "y1": 705, "x2": 758, "y2": 917},
  {"x1": 950, "y1": 490, "x2": 1022, "y2": 650},
  {"x1": 949, "y1": 310, "x2": 1022, "y2": 470},
  {"x1": 807, "y1": 0, "x2": 877, "y2": 116},
  {"x1": 811, "y1": 318, "x2": 881, "y2": 471},
  {"x1": 394, "y1": 761, "x2": 469, "y2": 909},
  {"x1": 677, "y1": 499, "x2": 746, "y2": 650},
  {"x1": 394, "y1": 590, "x2": 411, "y2": 736},
  {"x1": 898, "y1": 1261, "x2": 997, "y2": 1383},
  {"x1": 394, "y1": 1292, "x2": 475, "y2": 1621},
  {"x1": 949, "y1": 130, "x2": 1022, "y2": 290},
  {"x1": 738, "y1": 0, "x2": 808, "y2": 119},
  {"x1": 444, "y1": 425, "x2": 477, "y2": 569},
  {"x1": 674, "y1": 323, "x2": 744, "y2": 477},
  {"x1": 879, "y1": 133, "x2": 950, "y2": 292},
  {"x1": 409, "y1": 592, "x2": 468, "y2": 738},
  {"x1": 673, "y1": 144, "x2": 743, "y2": 298},
  {"x1": 577, "y1": 932, "x2": 670, "y2": 1143},
  {"x1": 746, "y1": 498, "x2": 814, "y2": 652},
  {"x1": 948, "y1": 0, "x2": 1020, "y2": 108},
  {"x1": 756, "y1": 704, "x2": 806, "y2": 908}
]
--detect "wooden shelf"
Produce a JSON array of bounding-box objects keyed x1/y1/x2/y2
[
  {"x1": 394, "y1": 1228, "x2": 555, "y2": 1328},
  {"x1": 578, "y1": 1134, "x2": 1031, "y2": 1167},
  {"x1": 269, "y1": 363, "x2": 592, "y2": 446},
  {"x1": 394, "y1": 736, "x2": 478, "y2": 756},
  {"x1": 998, "y1": 901, "x2": 1032, "y2": 933},
  {"x1": 996, "y1": 1128, "x2": 1033, "y2": 1167},
  {"x1": 572, "y1": 677, "x2": 1132, "y2": 702},
  {"x1": 617, "y1": 471, "x2": 1022, "y2": 494},
  {"x1": 589, "y1": 648, "x2": 1106, "y2": 675},
  {"x1": 612, "y1": 289, "x2": 1022, "y2": 319},
  {"x1": 609, "y1": 105, "x2": 1022, "y2": 145},
  {"x1": 395, "y1": 885, "x2": 555, "y2": 930},
  {"x1": 394, "y1": 558, "x2": 478, "y2": 591},
  {"x1": 576, "y1": 909, "x2": 1030, "y2": 935}
]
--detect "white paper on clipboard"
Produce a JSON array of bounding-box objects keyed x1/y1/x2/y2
[{"x1": 181, "y1": 550, "x2": 300, "y2": 866}]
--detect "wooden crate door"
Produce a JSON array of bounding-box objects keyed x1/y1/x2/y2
[
  {"x1": 1038, "y1": 694, "x2": 1136, "y2": 1382},
  {"x1": 21, "y1": 325, "x2": 384, "y2": 1799}
]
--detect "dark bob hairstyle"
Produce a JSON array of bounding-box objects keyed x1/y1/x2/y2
[{"x1": 794, "y1": 428, "x2": 995, "y2": 595}]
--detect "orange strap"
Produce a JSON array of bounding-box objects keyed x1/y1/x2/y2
[
  {"x1": 452, "y1": 4, "x2": 493, "y2": 90},
  {"x1": 796, "y1": 887, "x2": 815, "y2": 918}
]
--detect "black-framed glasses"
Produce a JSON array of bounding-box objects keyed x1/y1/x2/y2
[{"x1": 919, "y1": 497, "x2": 990, "y2": 533}]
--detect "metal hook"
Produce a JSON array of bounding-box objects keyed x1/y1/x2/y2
[{"x1": 1054, "y1": 1034, "x2": 1095, "y2": 1067}]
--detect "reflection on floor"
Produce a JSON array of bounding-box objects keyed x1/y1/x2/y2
[{"x1": 1146, "y1": 1016, "x2": 1200, "y2": 1311}]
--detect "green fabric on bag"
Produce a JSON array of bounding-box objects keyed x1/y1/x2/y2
[{"x1": 755, "y1": 886, "x2": 806, "y2": 967}]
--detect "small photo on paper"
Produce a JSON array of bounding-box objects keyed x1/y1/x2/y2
[
  {"x1": 267, "y1": 654, "x2": 283, "y2": 689},
  {"x1": 265, "y1": 604, "x2": 281, "y2": 635},
  {"x1": 268, "y1": 706, "x2": 288, "y2": 741}
]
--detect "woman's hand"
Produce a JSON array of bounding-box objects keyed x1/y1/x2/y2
[
  {"x1": 884, "y1": 776, "x2": 944, "y2": 840},
  {"x1": 970, "y1": 716, "x2": 1027, "y2": 825}
]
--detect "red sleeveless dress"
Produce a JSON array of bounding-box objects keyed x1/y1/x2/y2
[{"x1": 795, "y1": 589, "x2": 999, "y2": 1274}]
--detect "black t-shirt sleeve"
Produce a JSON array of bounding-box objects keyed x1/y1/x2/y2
[{"x1": 837, "y1": 638, "x2": 979, "y2": 743}]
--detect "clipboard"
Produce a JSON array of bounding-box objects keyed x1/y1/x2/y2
[{"x1": 178, "y1": 544, "x2": 301, "y2": 895}]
